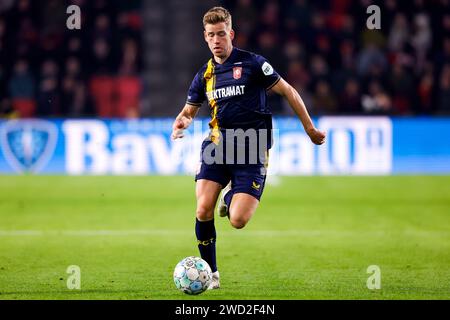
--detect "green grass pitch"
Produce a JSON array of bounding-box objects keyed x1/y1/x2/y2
[{"x1": 0, "y1": 175, "x2": 449, "y2": 300}]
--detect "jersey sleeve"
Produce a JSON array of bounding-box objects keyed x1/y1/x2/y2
[
  {"x1": 186, "y1": 71, "x2": 205, "y2": 107},
  {"x1": 252, "y1": 54, "x2": 281, "y2": 90}
]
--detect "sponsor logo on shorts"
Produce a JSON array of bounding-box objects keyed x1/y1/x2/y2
[{"x1": 252, "y1": 181, "x2": 261, "y2": 190}]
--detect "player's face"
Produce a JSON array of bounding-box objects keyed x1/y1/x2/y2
[{"x1": 204, "y1": 22, "x2": 234, "y2": 59}]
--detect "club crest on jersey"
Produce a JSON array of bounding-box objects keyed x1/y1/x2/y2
[
  {"x1": 0, "y1": 119, "x2": 58, "y2": 173},
  {"x1": 233, "y1": 67, "x2": 242, "y2": 80}
]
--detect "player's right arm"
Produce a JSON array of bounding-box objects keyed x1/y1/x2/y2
[
  {"x1": 172, "y1": 67, "x2": 207, "y2": 140},
  {"x1": 171, "y1": 104, "x2": 200, "y2": 140}
]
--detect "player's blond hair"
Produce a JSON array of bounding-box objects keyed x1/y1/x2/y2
[{"x1": 203, "y1": 7, "x2": 232, "y2": 29}]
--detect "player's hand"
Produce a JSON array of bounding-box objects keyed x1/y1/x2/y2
[
  {"x1": 171, "y1": 117, "x2": 190, "y2": 140},
  {"x1": 306, "y1": 127, "x2": 326, "y2": 145}
]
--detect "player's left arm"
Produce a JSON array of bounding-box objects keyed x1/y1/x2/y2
[{"x1": 270, "y1": 78, "x2": 326, "y2": 145}]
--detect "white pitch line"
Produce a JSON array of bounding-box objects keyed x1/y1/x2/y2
[
  {"x1": 0, "y1": 229, "x2": 335, "y2": 237},
  {"x1": 0, "y1": 230, "x2": 188, "y2": 236},
  {"x1": 0, "y1": 230, "x2": 448, "y2": 237}
]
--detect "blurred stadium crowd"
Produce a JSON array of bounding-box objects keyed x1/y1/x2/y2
[
  {"x1": 0, "y1": 0, "x2": 449, "y2": 118},
  {"x1": 0, "y1": 0, "x2": 142, "y2": 118},
  {"x1": 224, "y1": 0, "x2": 450, "y2": 116}
]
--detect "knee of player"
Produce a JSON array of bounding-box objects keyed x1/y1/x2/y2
[
  {"x1": 196, "y1": 206, "x2": 214, "y2": 221},
  {"x1": 230, "y1": 218, "x2": 247, "y2": 229}
]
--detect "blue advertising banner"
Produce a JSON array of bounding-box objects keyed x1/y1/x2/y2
[{"x1": 0, "y1": 117, "x2": 449, "y2": 175}]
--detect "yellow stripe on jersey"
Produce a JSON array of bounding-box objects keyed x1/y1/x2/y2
[{"x1": 204, "y1": 59, "x2": 220, "y2": 145}]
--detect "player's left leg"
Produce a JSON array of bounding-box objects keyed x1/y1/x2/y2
[
  {"x1": 228, "y1": 193, "x2": 259, "y2": 229},
  {"x1": 220, "y1": 165, "x2": 267, "y2": 229}
]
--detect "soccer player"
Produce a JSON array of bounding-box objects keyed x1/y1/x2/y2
[{"x1": 171, "y1": 7, "x2": 326, "y2": 289}]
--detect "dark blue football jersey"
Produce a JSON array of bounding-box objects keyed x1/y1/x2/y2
[{"x1": 186, "y1": 47, "x2": 280, "y2": 146}]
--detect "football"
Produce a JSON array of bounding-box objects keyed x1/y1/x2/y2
[{"x1": 173, "y1": 256, "x2": 212, "y2": 295}]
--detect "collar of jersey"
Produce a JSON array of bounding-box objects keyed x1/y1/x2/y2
[{"x1": 211, "y1": 47, "x2": 238, "y2": 66}]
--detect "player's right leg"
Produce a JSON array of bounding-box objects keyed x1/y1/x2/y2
[
  {"x1": 195, "y1": 179, "x2": 222, "y2": 221},
  {"x1": 195, "y1": 179, "x2": 222, "y2": 289},
  {"x1": 194, "y1": 139, "x2": 231, "y2": 289}
]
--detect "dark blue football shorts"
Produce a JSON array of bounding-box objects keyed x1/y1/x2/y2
[{"x1": 194, "y1": 139, "x2": 268, "y2": 201}]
